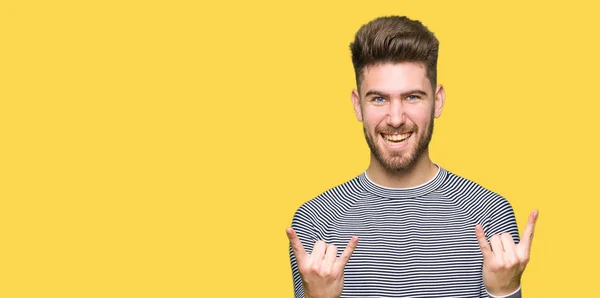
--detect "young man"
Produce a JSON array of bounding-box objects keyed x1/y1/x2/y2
[{"x1": 286, "y1": 16, "x2": 538, "y2": 298}]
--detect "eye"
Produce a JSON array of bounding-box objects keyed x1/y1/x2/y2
[
  {"x1": 373, "y1": 97, "x2": 386, "y2": 103},
  {"x1": 406, "y1": 95, "x2": 420, "y2": 102}
]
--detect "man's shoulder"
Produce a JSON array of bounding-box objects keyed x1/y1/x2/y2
[
  {"x1": 441, "y1": 169, "x2": 507, "y2": 202},
  {"x1": 294, "y1": 174, "x2": 365, "y2": 216},
  {"x1": 440, "y1": 168, "x2": 516, "y2": 224}
]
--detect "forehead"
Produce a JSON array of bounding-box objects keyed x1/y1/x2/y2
[{"x1": 360, "y1": 62, "x2": 432, "y2": 96}]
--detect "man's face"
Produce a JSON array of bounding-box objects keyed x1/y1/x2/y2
[{"x1": 351, "y1": 62, "x2": 445, "y2": 172}]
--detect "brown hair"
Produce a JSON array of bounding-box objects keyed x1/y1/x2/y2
[{"x1": 350, "y1": 16, "x2": 439, "y2": 91}]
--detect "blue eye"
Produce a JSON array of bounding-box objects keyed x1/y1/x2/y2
[
  {"x1": 407, "y1": 95, "x2": 419, "y2": 101},
  {"x1": 374, "y1": 97, "x2": 386, "y2": 103}
]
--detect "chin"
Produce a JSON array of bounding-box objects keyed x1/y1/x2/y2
[{"x1": 380, "y1": 154, "x2": 418, "y2": 172}]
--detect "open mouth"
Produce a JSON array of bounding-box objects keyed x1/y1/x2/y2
[{"x1": 381, "y1": 132, "x2": 412, "y2": 145}]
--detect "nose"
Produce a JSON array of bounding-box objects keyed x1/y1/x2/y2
[{"x1": 386, "y1": 99, "x2": 405, "y2": 128}]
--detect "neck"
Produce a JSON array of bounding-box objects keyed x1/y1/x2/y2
[{"x1": 366, "y1": 149, "x2": 438, "y2": 188}]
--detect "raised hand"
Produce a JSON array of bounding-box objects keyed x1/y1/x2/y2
[
  {"x1": 475, "y1": 209, "x2": 539, "y2": 296},
  {"x1": 286, "y1": 228, "x2": 359, "y2": 298}
]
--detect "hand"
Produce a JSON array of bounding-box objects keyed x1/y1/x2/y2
[
  {"x1": 475, "y1": 209, "x2": 539, "y2": 296},
  {"x1": 286, "y1": 228, "x2": 359, "y2": 298}
]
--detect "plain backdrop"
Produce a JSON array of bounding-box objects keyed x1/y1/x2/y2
[{"x1": 1, "y1": 0, "x2": 599, "y2": 297}]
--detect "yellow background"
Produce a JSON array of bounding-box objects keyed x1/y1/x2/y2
[{"x1": 1, "y1": 0, "x2": 598, "y2": 297}]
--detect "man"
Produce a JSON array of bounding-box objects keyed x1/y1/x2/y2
[{"x1": 286, "y1": 16, "x2": 538, "y2": 298}]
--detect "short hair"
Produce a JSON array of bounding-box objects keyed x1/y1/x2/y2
[{"x1": 350, "y1": 16, "x2": 439, "y2": 91}]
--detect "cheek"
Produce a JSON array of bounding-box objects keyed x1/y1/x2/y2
[
  {"x1": 406, "y1": 107, "x2": 433, "y2": 128},
  {"x1": 362, "y1": 109, "x2": 386, "y2": 128}
]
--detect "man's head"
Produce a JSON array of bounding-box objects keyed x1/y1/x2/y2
[
  {"x1": 350, "y1": 16, "x2": 439, "y2": 92},
  {"x1": 350, "y1": 16, "x2": 445, "y2": 172}
]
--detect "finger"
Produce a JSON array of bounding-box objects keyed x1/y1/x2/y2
[
  {"x1": 321, "y1": 244, "x2": 338, "y2": 276},
  {"x1": 475, "y1": 225, "x2": 493, "y2": 259},
  {"x1": 336, "y1": 236, "x2": 359, "y2": 268},
  {"x1": 310, "y1": 240, "x2": 327, "y2": 270},
  {"x1": 500, "y1": 233, "x2": 518, "y2": 264},
  {"x1": 286, "y1": 228, "x2": 308, "y2": 262},
  {"x1": 520, "y1": 209, "x2": 539, "y2": 253},
  {"x1": 489, "y1": 235, "x2": 504, "y2": 262}
]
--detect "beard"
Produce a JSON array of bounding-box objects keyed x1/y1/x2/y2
[{"x1": 363, "y1": 114, "x2": 434, "y2": 172}]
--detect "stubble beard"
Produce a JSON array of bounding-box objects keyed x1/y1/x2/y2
[{"x1": 363, "y1": 116, "x2": 434, "y2": 173}]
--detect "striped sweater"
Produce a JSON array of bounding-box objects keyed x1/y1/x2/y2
[{"x1": 289, "y1": 166, "x2": 521, "y2": 298}]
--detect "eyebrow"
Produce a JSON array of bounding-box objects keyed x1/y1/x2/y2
[{"x1": 364, "y1": 89, "x2": 428, "y2": 98}]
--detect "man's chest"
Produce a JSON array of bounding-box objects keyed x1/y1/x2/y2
[{"x1": 320, "y1": 202, "x2": 485, "y2": 297}]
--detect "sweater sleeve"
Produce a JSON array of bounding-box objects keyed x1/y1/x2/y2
[
  {"x1": 488, "y1": 286, "x2": 522, "y2": 298},
  {"x1": 483, "y1": 195, "x2": 520, "y2": 243},
  {"x1": 289, "y1": 203, "x2": 320, "y2": 298},
  {"x1": 479, "y1": 195, "x2": 522, "y2": 297}
]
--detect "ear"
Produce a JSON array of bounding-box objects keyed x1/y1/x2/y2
[
  {"x1": 434, "y1": 84, "x2": 445, "y2": 118},
  {"x1": 351, "y1": 89, "x2": 363, "y2": 122}
]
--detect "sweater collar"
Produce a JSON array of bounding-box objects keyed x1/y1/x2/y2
[{"x1": 358, "y1": 165, "x2": 447, "y2": 199}]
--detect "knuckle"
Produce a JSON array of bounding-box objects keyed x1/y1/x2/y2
[
  {"x1": 310, "y1": 264, "x2": 320, "y2": 272},
  {"x1": 331, "y1": 267, "x2": 341, "y2": 277},
  {"x1": 506, "y1": 259, "x2": 517, "y2": 267},
  {"x1": 299, "y1": 264, "x2": 311, "y2": 275},
  {"x1": 338, "y1": 254, "x2": 348, "y2": 262}
]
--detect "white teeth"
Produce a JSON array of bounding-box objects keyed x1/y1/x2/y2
[{"x1": 383, "y1": 133, "x2": 411, "y2": 142}]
